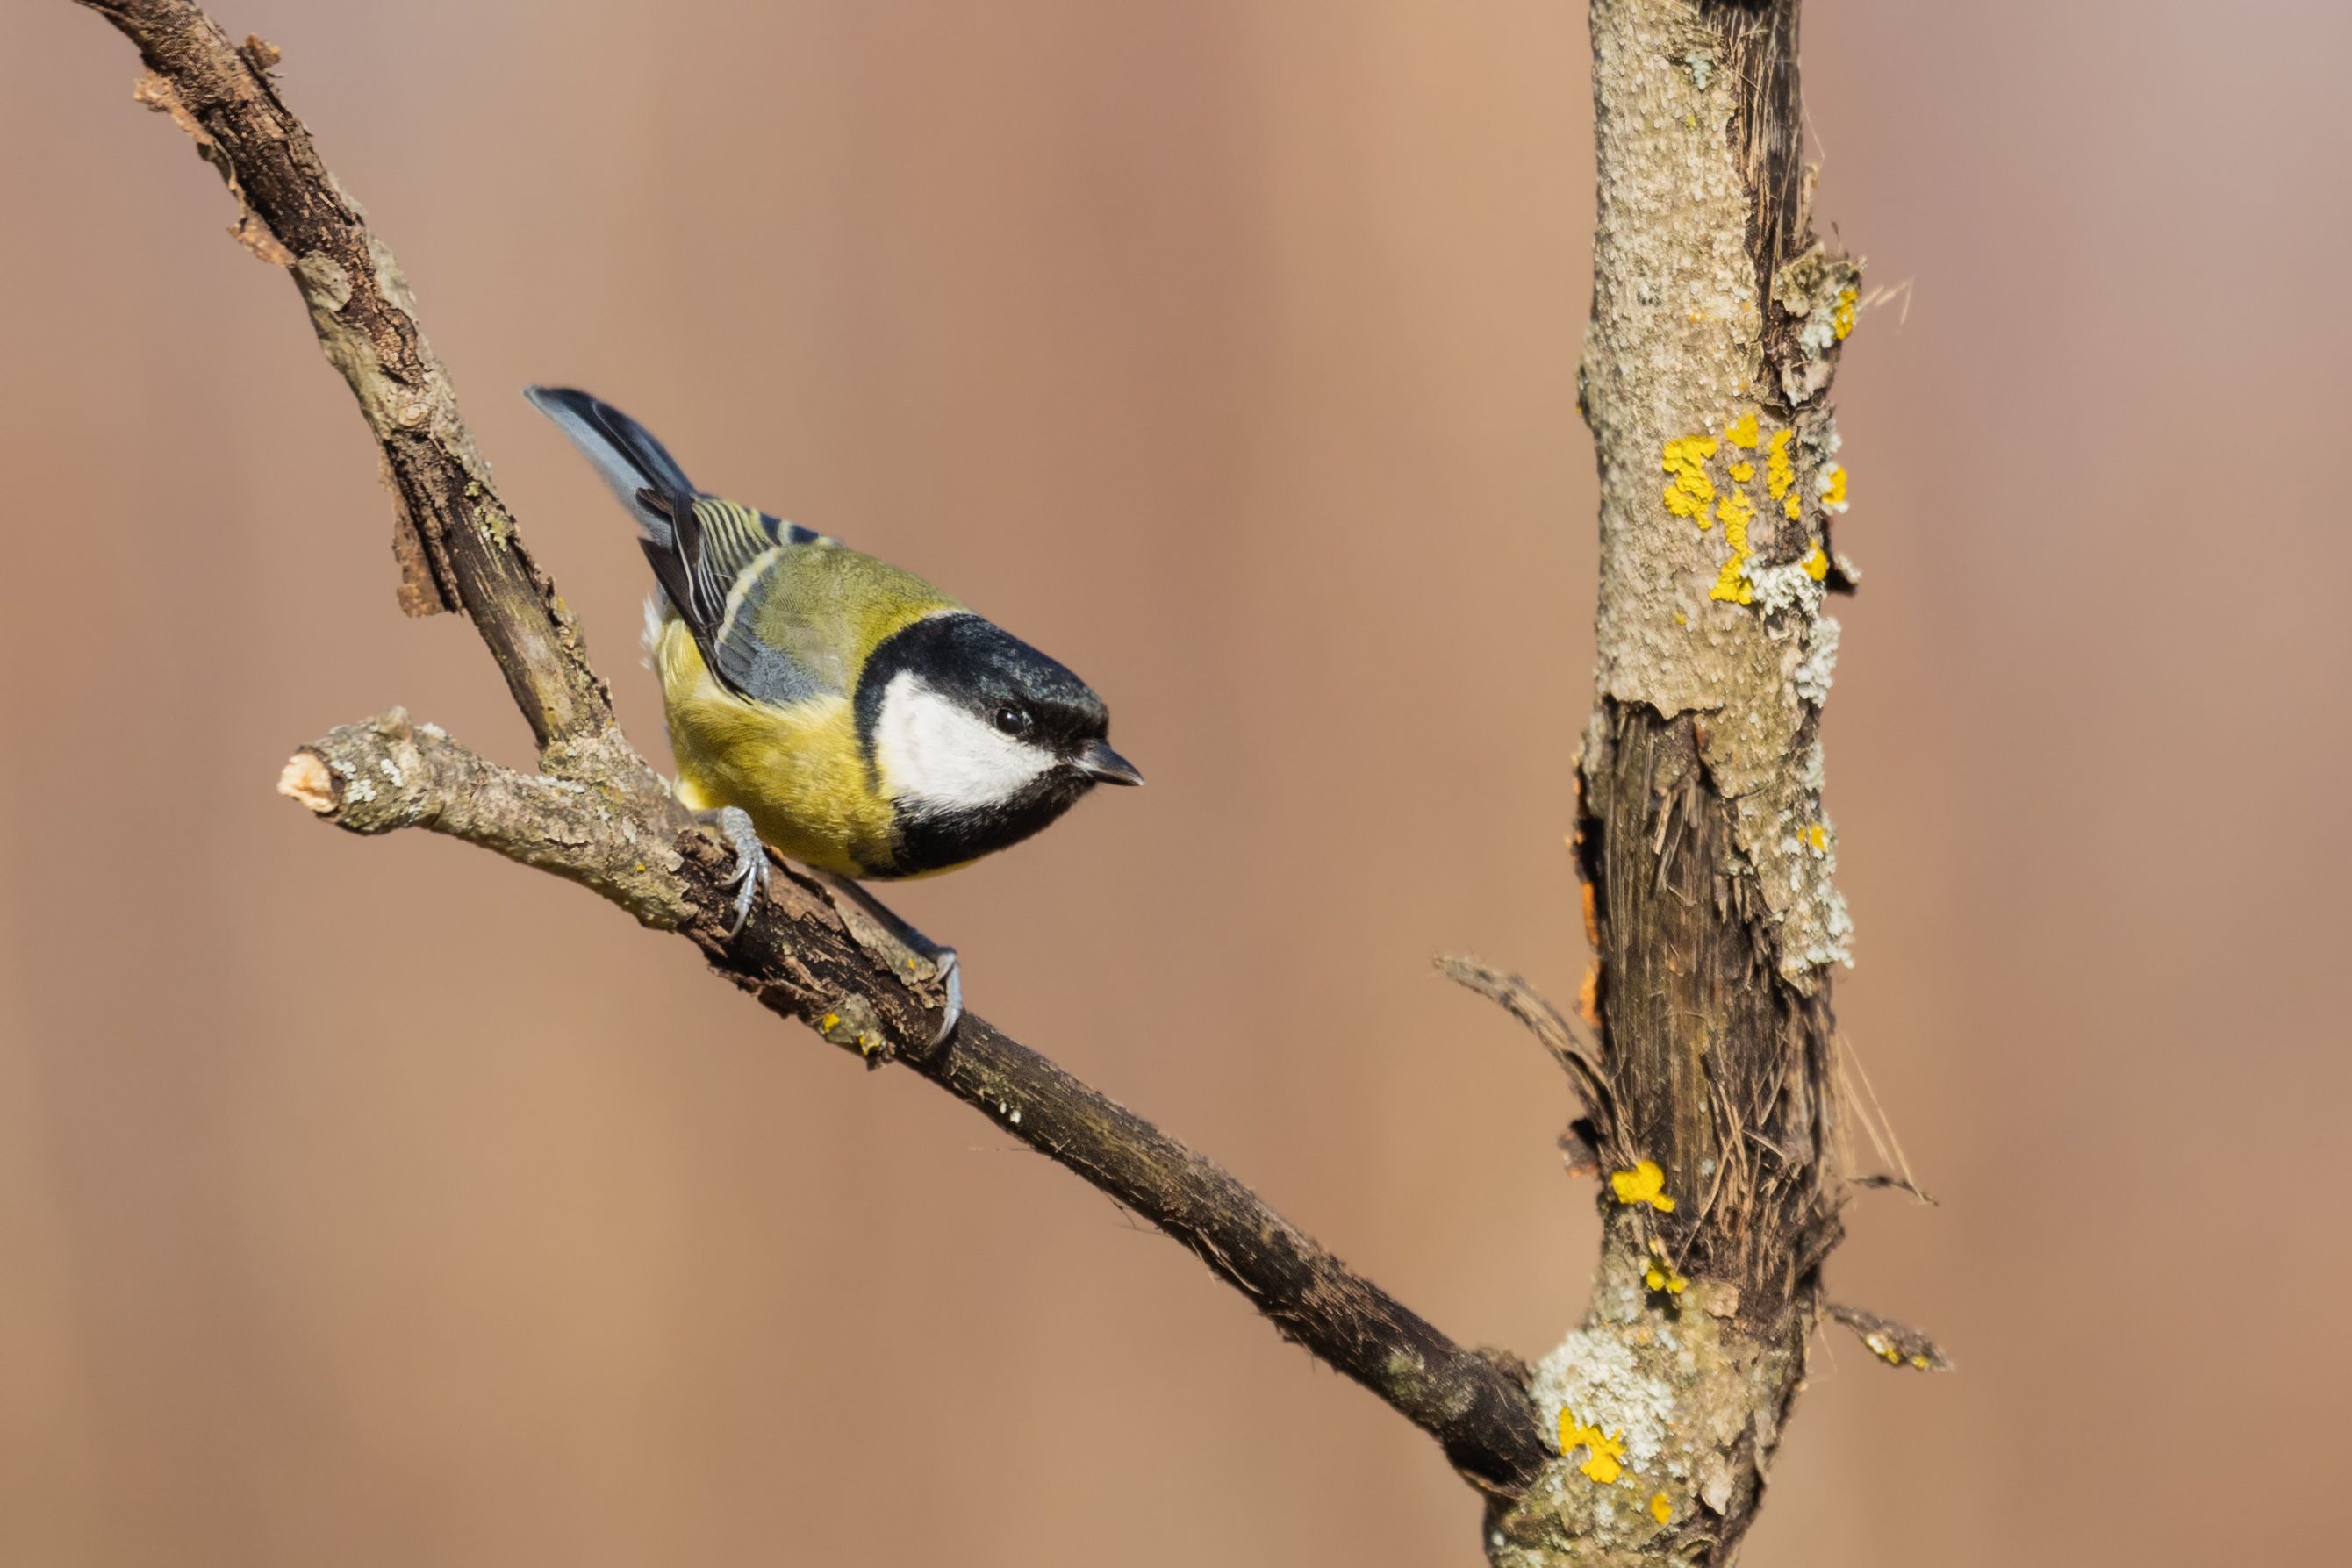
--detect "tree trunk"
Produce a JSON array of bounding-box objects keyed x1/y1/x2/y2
[{"x1": 1483, "y1": 3, "x2": 1857, "y2": 1561}]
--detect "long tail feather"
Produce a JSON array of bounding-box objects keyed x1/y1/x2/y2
[{"x1": 523, "y1": 385, "x2": 696, "y2": 548}]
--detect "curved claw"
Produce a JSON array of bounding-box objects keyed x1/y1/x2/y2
[
  {"x1": 929, "y1": 948, "x2": 963, "y2": 1050},
  {"x1": 815, "y1": 870, "x2": 965, "y2": 1054},
  {"x1": 698, "y1": 806, "x2": 770, "y2": 939}
]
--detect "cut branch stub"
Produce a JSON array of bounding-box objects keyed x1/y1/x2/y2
[
  {"x1": 280, "y1": 709, "x2": 695, "y2": 930},
  {"x1": 275, "y1": 712, "x2": 1552, "y2": 1493}
]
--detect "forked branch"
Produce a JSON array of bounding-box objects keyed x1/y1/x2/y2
[{"x1": 75, "y1": 0, "x2": 1552, "y2": 1495}]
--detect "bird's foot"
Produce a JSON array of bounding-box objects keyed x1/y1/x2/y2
[
  {"x1": 820, "y1": 873, "x2": 964, "y2": 1051},
  {"x1": 927, "y1": 946, "x2": 964, "y2": 1051},
  {"x1": 695, "y1": 806, "x2": 770, "y2": 938}
]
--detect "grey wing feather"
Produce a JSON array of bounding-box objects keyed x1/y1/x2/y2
[{"x1": 711, "y1": 566, "x2": 831, "y2": 705}]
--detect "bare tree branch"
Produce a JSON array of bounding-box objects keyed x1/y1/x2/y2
[
  {"x1": 74, "y1": 0, "x2": 1555, "y2": 1497},
  {"x1": 82, "y1": 0, "x2": 625, "y2": 751},
  {"x1": 77, "y1": 0, "x2": 1948, "y2": 1555},
  {"x1": 274, "y1": 712, "x2": 697, "y2": 928}
]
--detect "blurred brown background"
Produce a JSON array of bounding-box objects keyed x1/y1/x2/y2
[{"x1": 4, "y1": 1, "x2": 2345, "y2": 1563}]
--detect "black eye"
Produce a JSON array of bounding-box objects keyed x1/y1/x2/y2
[{"x1": 993, "y1": 705, "x2": 1033, "y2": 736}]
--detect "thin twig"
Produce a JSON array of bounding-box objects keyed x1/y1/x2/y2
[
  {"x1": 1824, "y1": 1302, "x2": 1954, "y2": 1374},
  {"x1": 1435, "y1": 955, "x2": 1621, "y2": 1155}
]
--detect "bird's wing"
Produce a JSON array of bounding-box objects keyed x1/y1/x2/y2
[
  {"x1": 663, "y1": 501, "x2": 956, "y2": 708},
  {"x1": 523, "y1": 388, "x2": 903, "y2": 706},
  {"x1": 646, "y1": 495, "x2": 834, "y2": 705}
]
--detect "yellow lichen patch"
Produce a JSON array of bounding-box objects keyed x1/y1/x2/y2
[
  {"x1": 1859, "y1": 1335, "x2": 1940, "y2": 1372},
  {"x1": 1709, "y1": 485, "x2": 1755, "y2": 605},
  {"x1": 1559, "y1": 1407, "x2": 1627, "y2": 1485},
  {"x1": 1650, "y1": 1492, "x2": 1674, "y2": 1525},
  {"x1": 1581, "y1": 881, "x2": 1603, "y2": 949},
  {"x1": 1803, "y1": 823, "x2": 1829, "y2": 853},
  {"x1": 1577, "y1": 963, "x2": 1602, "y2": 1028},
  {"x1": 1725, "y1": 411, "x2": 1760, "y2": 449},
  {"x1": 821, "y1": 1013, "x2": 841, "y2": 1033},
  {"x1": 1644, "y1": 1237, "x2": 1688, "y2": 1294},
  {"x1": 1821, "y1": 464, "x2": 1848, "y2": 512},
  {"x1": 1728, "y1": 461, "x2": 1754, "y2": 483},
  {"x1": 1765, "y1": 426, "x2": 1796, "y2": 501},
  {"x1": 1803, "y1": 544, "x2": 1830, "y2": 581},
  {"x1": 1661, "y1": 434, "x2": 1718, "y2": 521},
  {"x1": 1610, "y1": 1160, "x2": 1676, "y2": 1212},
  {"x1": 1832, "y1": 286, "x2": 1858, "y2": 341}
]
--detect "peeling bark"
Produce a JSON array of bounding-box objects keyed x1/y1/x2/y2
[
  {"x1": 1479, "y1": 3, "x2": 1862, "y2": 1561},
  {"x1": 88, "y1": 0, "x2": 622, "y2": 746}
]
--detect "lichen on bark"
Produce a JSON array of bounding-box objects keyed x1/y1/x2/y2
[
  {"x1": 1494, "y1": 1, "x2": 1858, "y2": 1559},
  {"x1": 1487, "y1": 1234, "x2": 1803, "y2": 1565},
  {"x1": 1580, "y1": 0, "x2": 1854, "y2": 989},
  {"x1": 77, "y1": 0, "x2": 1905, "y2": 1553}
]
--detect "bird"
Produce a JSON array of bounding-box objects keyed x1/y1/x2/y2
[{"x1": 525, "y1": 385, "x2": 1141, "y2": 1042}]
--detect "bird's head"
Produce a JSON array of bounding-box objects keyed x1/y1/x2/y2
[{"x1": 858, "y1": 613, "x2": 1141, "y2": 842}]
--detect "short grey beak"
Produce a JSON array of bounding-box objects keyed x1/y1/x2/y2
[{"x1": 1076, "y1": 739, "x2": 1144, "y2": 786}]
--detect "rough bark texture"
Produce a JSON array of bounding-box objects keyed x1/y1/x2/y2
[
  {"x1": 1481, "y1": 3, "x2": 1861, "y2": 1562},
  {"x1": 75, "y1": 0, "x2": 1933, "y2": 1556},
  {"x1": 82, "y1": 0, "x2": 1554, "y2": 1500},
  {"x1": 281, "y1": 710, "x2": 1552, "y2": 1489},
  {"x1": 86, "y1": 0, "x2": 621, "y2": 749}
]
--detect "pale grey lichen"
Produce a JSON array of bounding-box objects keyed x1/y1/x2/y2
[
  {"x1": 1531, "y1": 1331, "x2": 1679, "y2": 1475},
  {"x1": 1803, "y1": 884, "x2": 1855, "y2": 970},
  {"x1": 1792, "y1": 615, "x2": 1840, "y2": 706},
  {"x1": 1797, "y1": 739, "x2": 1826, "y2": 796},
  {"x1": 1747, "y1": 558, "x2": 1823, "y2": 617},
  {"x1": 1486, "y1": 1240, "x2": 1805, "y2": 1566},
  {"x1": 1771, "y1": 247, "x2": 1863, "y2": 405},
  {"x1": 1578, "y1": 0, "x2": 1858, "y2": 991}
]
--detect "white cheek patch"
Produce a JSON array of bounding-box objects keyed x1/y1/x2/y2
[{"x1": 872, "y1": 671, "x2": 1057, "y2": 814}]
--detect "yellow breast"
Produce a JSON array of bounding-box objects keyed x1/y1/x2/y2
[{"x1": 651, "y1": 619, "x2": 898, "y2": 877}]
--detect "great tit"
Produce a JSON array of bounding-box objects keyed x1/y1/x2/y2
[{"x1": 525, "y1": 386, "x2": 1141, "y2": 1037}]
